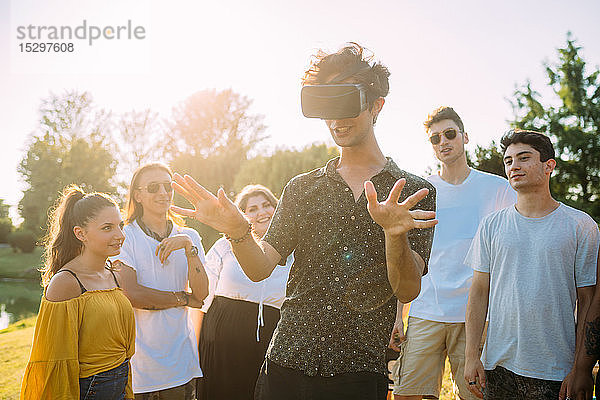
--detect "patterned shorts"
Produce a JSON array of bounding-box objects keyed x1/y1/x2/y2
[{"x1": 485, "y1": 366, "x2": 561, "y2": 400}]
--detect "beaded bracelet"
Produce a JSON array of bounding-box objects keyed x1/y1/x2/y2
[{"x1": 224, "y1": 223, "x2": 252, "y2": 244}]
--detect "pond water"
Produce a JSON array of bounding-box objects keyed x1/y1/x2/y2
[{"x1": 0, "y1": 279, "x2": 43, "y2": 330}]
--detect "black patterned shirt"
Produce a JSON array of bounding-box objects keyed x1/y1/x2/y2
[{"x1": 263, "y1": 157, "x2": 436, "y2": 377}]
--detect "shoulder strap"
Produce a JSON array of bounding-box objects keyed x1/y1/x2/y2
[
  {"x1": 60, "y1": 269, "x2": 87, "y2": 294},
  {"x1": 107, "y1": 267, "x2": 120, "y2": 288}
]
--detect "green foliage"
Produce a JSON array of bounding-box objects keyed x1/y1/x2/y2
[
  {"x1": 165, "y1": 89, "x2": 267, "y2": 248},
  {"x1": 467, "y1": 140, "x2": 506, "y2": 178},
  {"x1": 234, "y1": 143, "x2": 339, "y2": 195},
  {"x1": 0, "y1": 247, "x2": 44, "y2": 279},
  {"x1": 509, "y1": 34, "x2": 600, "y2": 220},
  {"x1": 0, "y1": 199, "x2": 10, "y2": 219},
  {"x1": 0, "y1": 199, "x2": 14, "y2": 243},
  {"x1": 0, "y1": 200, "x2": 14, "y2": 243},
  {"x1": 17, "y1": 91, "x2": 118, "y2": 236},
  {"x1": 165, "y1": 89, "x2": 266, "y2": 160},
  {"x1": 0, "y1": 218, "x2": 13, "y2": 243},
  {"x1": 7, "y1": 230, "x2": 37, "y2": 253}
]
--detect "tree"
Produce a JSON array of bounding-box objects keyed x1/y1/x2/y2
[
  {"x1": 117, "y1": 109, "x2": 165, "y2": 172},
  {"x1": 467, "y1": 141, "x2": 506, "y2": 178},
  {"x1": 233, "y1": 143, "x2": 339, "y2": 195},
  {"x1": 510, "y1": 34, "x2": 600, "y2": 220},
  {"x1": 0, "y1": 199, "x2": 13, "y2": 243},
  {"x1": 0, "y1": 199, "x2": 10, "y2": 219},
  {"x1": 18, "y1": 91, "x2": 118, "y2": 236},
  {"x1": 165, "y1": 89, "x2": 267, "y2": 248},
  {"x1": 166, "y1": 89, "x2": 266, "y2": 159}
]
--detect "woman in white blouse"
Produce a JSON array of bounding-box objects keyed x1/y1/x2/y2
[{"x1": 198, "y1": 184, "x2": 291, "y2": 400}]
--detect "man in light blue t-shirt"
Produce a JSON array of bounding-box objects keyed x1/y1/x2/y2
[
  {"x1": 464, "y1": 130, "x2": 599, "y2": 400},
  {"x1": 391, "y1": 107, "x2": 515, "y2": 400}
]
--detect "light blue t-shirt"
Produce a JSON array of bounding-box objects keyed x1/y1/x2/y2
[{"x1": 465, "y1": 203, "x2": 599, "y2": 381}]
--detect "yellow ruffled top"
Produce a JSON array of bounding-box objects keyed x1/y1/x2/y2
[{"x1": 20, "y1": 288, "x2": 135, "y2": 399}]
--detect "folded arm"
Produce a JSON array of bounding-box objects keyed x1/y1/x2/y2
[{"x1": 114, "y1": 261, "x2": 200, "y2": 310}]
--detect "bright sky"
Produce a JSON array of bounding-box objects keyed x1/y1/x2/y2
[{"x1": 1, "y1": 0, "x2": 600, "y2": 222}]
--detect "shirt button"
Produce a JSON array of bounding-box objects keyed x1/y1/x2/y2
[
  {"x1": 344, "y1": 187, "x2": 349, "y2": 192},
  {"x1": 350, "y1": 215, "x2": 355, "y2": 220}
]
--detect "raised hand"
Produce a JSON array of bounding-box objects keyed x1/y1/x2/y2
[
  {"x1": 170, "y1": 173, "x2": 248, "y2": 237},
  {"x1": 365, "y1": 178, "x2": 437, "y2": 236}
]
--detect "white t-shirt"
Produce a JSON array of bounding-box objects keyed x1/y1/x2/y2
[
  {"x1": 409, "y1": 169, "x2": 516, "y2": 322},
  {"x1": 465, "y1": 204, "x2": 599, "y2": 381},
  {"x1": 201, "y1": 237, "x2": 292, "y2": 340},
  {"x1": 115, "y1": 221, "x2": 205, "y2": 393}
]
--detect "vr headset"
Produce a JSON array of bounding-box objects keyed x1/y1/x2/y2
[{"x1": 301, "y1": 84, "x2": 368, "y2": 120}]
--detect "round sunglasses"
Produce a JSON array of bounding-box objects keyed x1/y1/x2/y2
[
  {"x1": 136, "y1": 182, "x2": 173, "y2": 193},
  {"x1": 429, "y1": 128, "x2": 459, "y2": 145}
]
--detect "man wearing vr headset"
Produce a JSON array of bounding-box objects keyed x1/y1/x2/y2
[
  {"x1": 171, "y1": 43, "x2": 437, "y2": 400},
  {"x1": 390, "y1": 107, "x2": 515, "y2": 400}
]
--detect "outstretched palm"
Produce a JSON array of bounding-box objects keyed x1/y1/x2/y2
[
  {"x1": 170, "y1": 173, "x2": 248, "y2": 235},
  {"x1": 365, "y1": 178, "x2": 437, "y2": 236}
]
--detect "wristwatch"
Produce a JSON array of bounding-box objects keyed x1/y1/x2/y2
[
  {"x1": 186, "y1": 245, "x2": 199, "y2": 257},
  {"x1": 172, "y1": 291, "x2": 190, "y2": 306}
]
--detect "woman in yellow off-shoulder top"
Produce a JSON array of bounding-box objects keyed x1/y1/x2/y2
[{"x1": 20, "y1": 185, "x2": 135, "y2": 400}]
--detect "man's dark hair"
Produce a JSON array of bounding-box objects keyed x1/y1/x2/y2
[
  {"x1": 424, "y1": 106, "x2": 464, "y2": 132},
  {"x1": 500, "y1": 129, "x2": 555, "y2": 162},
  {"x1": 302, "y1": 42, "x2": 390, "y2": 109}
]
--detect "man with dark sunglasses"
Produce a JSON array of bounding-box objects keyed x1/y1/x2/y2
[{"x1": 391, "y1": 107, "x2": 515, "y2": 400}]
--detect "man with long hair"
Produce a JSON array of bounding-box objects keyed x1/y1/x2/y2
[{"x1": 113, "y1": 162, "x2": 208, "y2": 399}]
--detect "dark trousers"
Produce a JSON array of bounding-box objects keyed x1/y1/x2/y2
[
  {"x1": 134, "y1": 379, "x2": 197, "y2": 400},
  {"x1": 79, "y1": 360, "x2": 129, "y2": 400},
  {"x1": 200, "y1": 296, "x2": 280, "y2": 400},
  {"x1": 484, "y1": 365, "x2": 562, "y2": 400},
  {"x1": 254, "y1": 358, "x2": 389, "y2": 400}
]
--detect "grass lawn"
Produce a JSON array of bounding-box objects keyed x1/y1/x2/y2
[
  {"x1": 0, "y1": 247, "x2": 44, "y2": 279},
  {"x1": 0, "y1": 258, "x2": 462, "y2": 399},
  {"x1": 2, "y1": 314, "x2": 462, "y2": 400},
  {"x1": 0, "y1": 316, "x2": 35, "y2": 400}
]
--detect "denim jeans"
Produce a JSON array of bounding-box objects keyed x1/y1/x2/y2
[{"x1": 80, "y1": 359, "x2": 129, "y2": 400}]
